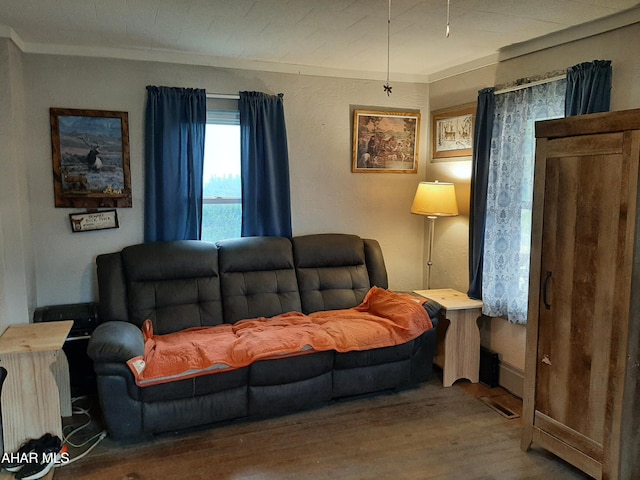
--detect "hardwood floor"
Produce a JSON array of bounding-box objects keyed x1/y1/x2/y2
[{"x1": 48, "y1": 377, "x2": 591, "y2": 480}]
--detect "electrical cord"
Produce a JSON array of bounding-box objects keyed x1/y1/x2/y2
[
  {"x1": 62, "y1": 431, "x2": 107, "y2": 465},
  {"x1": 58, "y1": 395, "x2": 107, "y2": 466}
]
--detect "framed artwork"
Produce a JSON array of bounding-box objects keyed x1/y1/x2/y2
[
  {"x1": 352, "y1": 109, "x2": 421, "y2": 173},
  {"x1": 431, "y1": 104, "x2": 476, "y2": 160},
  {"x1": 69, "y1": 210, "x2": 119, "y2": 233},
  {"x1": 50, "y1": 108, "x2": 132, "y2": 208}
]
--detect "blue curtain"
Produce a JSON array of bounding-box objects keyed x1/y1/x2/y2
[
  {"x1": 467, "y1": 88, "x2": 495, "y2": 300},
  {"x1": 565, "y1": 60, "x2": 612, "y2": 116},
  {"x1": 482, "y1": 79, "x2": 566, "y2": 324},
  {"x1": 239, "y1": 91, "x2": 292, "y2": 237},
  {"x1": 144, "y1": 86, "x2": 206, "y2": 242}
]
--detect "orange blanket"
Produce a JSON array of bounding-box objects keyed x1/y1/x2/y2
[{"x1": 127, "y1": 287, "x2": 432, "y2": 387}]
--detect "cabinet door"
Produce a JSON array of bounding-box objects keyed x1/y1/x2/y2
[{"x1": 525, "y1": 130, "x2": 639, "y2": 478}]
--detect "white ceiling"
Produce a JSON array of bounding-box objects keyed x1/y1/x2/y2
[{"x1": 1, "y1": 0, "x2": 639, "y2": 82}]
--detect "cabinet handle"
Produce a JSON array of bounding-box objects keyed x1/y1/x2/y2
[{"x1": 543, "y1": 271, "x2": 552, "y2": 310}]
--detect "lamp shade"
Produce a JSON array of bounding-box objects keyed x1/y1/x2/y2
[{"x1": 411, "y1": 181, "x2": 459, "y2": 217}]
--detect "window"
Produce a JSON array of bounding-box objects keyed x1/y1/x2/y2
[
  {"x1": 201, "y1": 109, "x2": 241, "y2": 242},
  {"x1": 482, "y1": 78, "x2": 566, "y2": 324}
]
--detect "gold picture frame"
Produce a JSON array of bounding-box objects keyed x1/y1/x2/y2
[
  {"x1": 50, "y1": 108, "x2": 132, "y2": 208},
  {"x1": 352, "y1": 109, "x2": 421, "y2": 173},
  {"x1": 432, "y1": 104, "x2": 476, "y2": 160}
]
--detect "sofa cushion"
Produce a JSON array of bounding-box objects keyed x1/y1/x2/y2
[
  {"x1": 142, "y1": 386, "x2": 248, "y2": 434},
  {"x1": 333, "y1": 360, "x2": 411, "y2": 398},
  {"x1": 217, "y1": 237, "x2": 302, "y2": 323},
  {"x1": 121, "y1": 241, "x2": 223, "y2": 334},
  {"x1": 333, "y1": 339, "x2": 415, "y2": 369},
  {"x1": 138, "y1": 367, "x2": 249, "y2": 402},
  {"x1": 248, "y1": 373, "x2": 333, "y2": 417},
  {"x1": 249, "y1": 351, "x2": 334, "y2": 386},
  {"x1": 292, "y1": 234, "x2": 371, "y2": 313}
]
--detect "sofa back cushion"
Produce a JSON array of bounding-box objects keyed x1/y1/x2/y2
[
  {"x1": 292, "y1": 234, "x2": 373, "y2": 314},
  {"x1": 120, "y1": 241, "x2": 223, "y2": 334},
  {"x1": 217, "y1": 237, "x2": 302, "y2": 323}
]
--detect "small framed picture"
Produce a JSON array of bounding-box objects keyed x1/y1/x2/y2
[
  {"x1": 69, "y1": 210, "x2": 119, "y2": 233},
  {"x1": 432, "y1": 104, "x2": 476, "y2": 160},
  {"x1": 352, "y1": 110, "x2": 421, "y2": 173},
  {"x1": 50, "y1": 108, "x2": 132, "y2": 208}
]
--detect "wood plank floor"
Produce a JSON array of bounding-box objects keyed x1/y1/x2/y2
[{"x1": 49, "y1": 378, "x2": 591, "y2": 480}]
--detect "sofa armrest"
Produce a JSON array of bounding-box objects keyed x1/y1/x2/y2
[
  {"x1": 87, "y1": 321, "x2": 144, "y2": 364},
  {"x1": 422, "y1": 298, "x2": 442, "y2": 320},
  {"x1": 397, "y1": 291, "x2": 441, "y2": 322}
]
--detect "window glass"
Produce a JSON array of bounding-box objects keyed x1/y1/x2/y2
[{"x1": 202, "y1": 109, "x2": 241, "y2": 242}]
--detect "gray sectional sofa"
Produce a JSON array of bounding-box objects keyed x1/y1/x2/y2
[{"x1": 88, "y1": 233, "x2": 440, "y2": 441}]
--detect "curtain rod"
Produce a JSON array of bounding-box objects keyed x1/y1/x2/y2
[
  {"x1": 206, "y1": 93, "x2": 240, "y2": 100},
  {"x1": 494, "y1": 73, "x2": 567, "y2": 95}
]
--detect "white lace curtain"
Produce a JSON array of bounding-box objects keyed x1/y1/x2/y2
[{"x1": 481, "y1": 79, "x2": 566, "y2": 324}]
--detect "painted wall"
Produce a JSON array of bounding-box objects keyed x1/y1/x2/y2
[
  {"x1": 0, "y1": 39, "x2": 34, "y2": 329},
  {"x1": 427, "y1": 22, "x2": 640, "y2": 373},
  {"x1": 16, "y1": 53, "x2": 430, "y2": 309}
]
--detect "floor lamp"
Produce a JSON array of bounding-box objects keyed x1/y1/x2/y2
[{"x1": 410, "y1": 181, "x2": 459, "y2": 289}]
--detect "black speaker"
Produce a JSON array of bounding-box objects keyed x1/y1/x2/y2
[{"x1": 33, "y1": 302, "x2": 99, "y2": 397}]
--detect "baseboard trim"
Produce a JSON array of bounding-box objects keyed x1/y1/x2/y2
[{"x1": 499, "y1": 361, "x2": 524, "y2": 399}]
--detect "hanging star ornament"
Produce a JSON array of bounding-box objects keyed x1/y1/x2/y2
[{"x1": 383, "y1": 83, "x2": 392, "y2": 96}]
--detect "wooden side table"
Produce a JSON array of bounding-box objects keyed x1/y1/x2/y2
[
  {"x1": 0, "y1": 321, "x2": 73, "y2": 453},
  {"x1": 414, "y1": 289, "x2": 483, "y2": 387}
]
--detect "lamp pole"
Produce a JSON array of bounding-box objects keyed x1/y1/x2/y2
[{"x1": 427, "y1": 216, "x2": 436, "y2": 289}]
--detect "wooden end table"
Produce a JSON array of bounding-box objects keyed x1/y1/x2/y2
[
  {"x1": 414, "y1": 289, "x2": 483, "y2": 387},
  {"x1": 0, "y1": 321, "x2": 73, "y2": 453}
]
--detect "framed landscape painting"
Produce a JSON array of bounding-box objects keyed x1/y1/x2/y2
[
  {"x1": 352, "y1": 110, "x2": 421, "y2": 173},
  {"x1": 431, "y1": 104, "x2": 475, "y2": 160},
  {"x1": 50, "y1": 108, "x2": 132, "y2": 208}
]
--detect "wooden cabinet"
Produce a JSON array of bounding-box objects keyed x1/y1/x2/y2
[{"x1": 521, "y1": 109, "x2": 640, "y2": 480}]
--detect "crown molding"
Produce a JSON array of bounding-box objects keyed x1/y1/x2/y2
[
  {"x1": 0, "y1": 25, "x2": 25, "y2": 51},
  {"x1": 17, "y1": 40, "x2": 431, "y2": 84}
]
